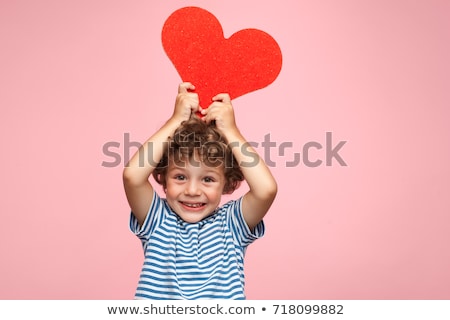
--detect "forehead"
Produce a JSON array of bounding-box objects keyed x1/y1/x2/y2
[{"x1": 168, "y1": 154, "x2": 225, "y2": 175}]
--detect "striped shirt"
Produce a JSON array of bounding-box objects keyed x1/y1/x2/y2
[{"x1": 129, "y1": 191, "x2": 265, "y2": 300}]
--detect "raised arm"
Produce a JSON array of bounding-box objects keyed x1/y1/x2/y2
[
  {"x1": 123, "y1": 82, "x2": 199, "y2": 226},
  {"x1": 201, "y1": 94, "x2": 277, "y2": 230}
]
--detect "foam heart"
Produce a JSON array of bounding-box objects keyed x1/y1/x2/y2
[{"x1": 162, "y1": 6, "x2": 282, "y2": 112}]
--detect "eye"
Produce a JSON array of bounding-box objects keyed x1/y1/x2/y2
[
  {"x1": 174, "y1": 174, "x2": 186, "y2": 181},
  {"x1": 203, "y1": 176, "x2": 215, "y2": 183}
]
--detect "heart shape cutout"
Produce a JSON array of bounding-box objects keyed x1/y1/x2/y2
[{"x1": 162, "y1": 7, "x2": 282, "y2": 111}]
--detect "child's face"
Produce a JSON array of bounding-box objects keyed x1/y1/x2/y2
[{"x1": 165, "y1": 154, "x2": 226, "y2": 223}]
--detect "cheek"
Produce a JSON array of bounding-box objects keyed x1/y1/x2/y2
[
  {"x1": 165, "y1": 182, "x2": 180, "y2": 197},
  {"x1": 206, "y1": 184, "x2": 225, "y2": 200}
]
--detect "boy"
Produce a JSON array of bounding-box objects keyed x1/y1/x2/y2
[{"x1": 123, "y1": 82, "x2": 277, "y2": 299}]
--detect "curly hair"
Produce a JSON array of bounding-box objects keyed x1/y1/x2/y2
[{"x1": 152, "y1": 116, "x2": 244, "y2": 194}]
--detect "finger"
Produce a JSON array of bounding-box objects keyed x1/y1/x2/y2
[
  {"x1": 192, "y1": 104, "x2": 200, "y2": 113},
  {"x1": 202, "y1": 109, "x2": 215, "y2": 124},
  {"x1": 207, "y1": 101, "x2": 224, "y2": 110},
  {"x1": 179, "y1": 91, "x2": 199, "y2": 106},
  {"x1": 203, "y1": 104, "x2": 220, "y2": 117},
  {"x1": 178, "y1": 82, "x2": 195, "y2": 94},
  {"x1": 212, "y1": 93, "x2": 231, "y2": 103},
  {"x1": 198, "y1": 105, "x2": 210, "y2": 116},
  {"x1": 190, "y1": 95, "x2": 200, "y2": 112},
  {"x1": 190, "y1": 93, "x2": 200, "y2": 109}
]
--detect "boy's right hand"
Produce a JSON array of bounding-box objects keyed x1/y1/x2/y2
[{"x1": 171, "y1": 82, "x2": 199, "y2": 123}]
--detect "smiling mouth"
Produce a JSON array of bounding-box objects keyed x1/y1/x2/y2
[{"x1": 180, "y1": 202, "x2": 206, "y2": 209}]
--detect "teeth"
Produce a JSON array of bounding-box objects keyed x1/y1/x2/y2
[{"x1": 183, "y1": 202, "x2": 203, "y2": 208}]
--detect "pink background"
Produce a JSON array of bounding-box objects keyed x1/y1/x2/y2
[{"x1": 1, "y1": 0, "x2": 449, "y2": 299}]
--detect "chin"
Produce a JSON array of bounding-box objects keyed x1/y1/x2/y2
[
  {"x1": 176, "y1": 207, "x2": 215, "y2": 224},
  {"x1": 180, "y1": 216, "x2": 203, "y2": 224}
]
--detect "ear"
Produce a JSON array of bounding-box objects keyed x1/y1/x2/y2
[{"x1": 161, "y1": 176, "x2": 168, "y2": 193}]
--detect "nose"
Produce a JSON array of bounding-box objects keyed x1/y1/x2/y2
[{"x1": 184, "y1": 180, "x2": 201, "y2": 196}]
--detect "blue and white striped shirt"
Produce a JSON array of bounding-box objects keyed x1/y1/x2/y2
[{"x1": 130, "y1": 191, "x2": 265, "y2": 300}]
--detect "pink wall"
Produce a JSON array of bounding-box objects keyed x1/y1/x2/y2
[{"x1": 1, "y1": 0, "x2": 449, "y2": 299}]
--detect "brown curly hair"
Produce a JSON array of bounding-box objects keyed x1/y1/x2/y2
[{"x1": 152, "y1": 116, "x2": 244, "y2": 194}]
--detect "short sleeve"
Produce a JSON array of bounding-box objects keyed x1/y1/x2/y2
[
  {"x1": 226, "y1": 197, "x2": 265, "y2": 247},
  {"x1": 129, "y1": 191, "x2": 165, "y2": 242}
]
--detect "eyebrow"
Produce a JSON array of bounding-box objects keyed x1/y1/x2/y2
[
  {"x1": 203, "y1": 170, "x2": 223, "y2": 177},
  {"x1": 168, "y1": 165, "x2": 223, "y2": 176}
]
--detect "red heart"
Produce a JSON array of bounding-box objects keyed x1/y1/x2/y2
[{"x1": 162, "y1": 7, "x2": 282, "y2": 112}]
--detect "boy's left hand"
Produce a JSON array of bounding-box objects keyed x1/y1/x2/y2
[{"x1": 201, "y1": 93, "x2": 238, "y2": 135}]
